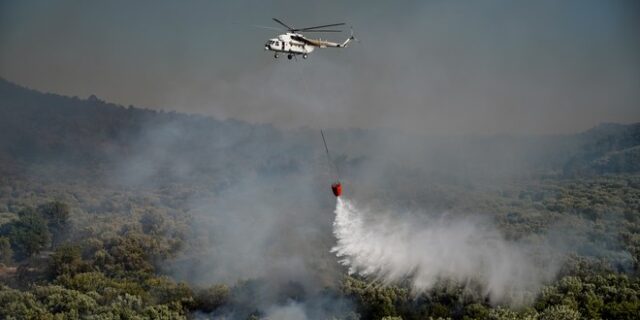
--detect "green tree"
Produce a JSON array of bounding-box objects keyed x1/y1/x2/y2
[
  {"x1": 144, "y1": 276, "x2": 194, "y2": 312},
  {"x1": 48, "y1": 244, "x2": 87, "y2": 279},
  {"x1": 539, "y1": 305, "x2": 580, "y2": 320},
  {"x1": 194, "y1": 284, "x2": 229, "y2": 313},
  {"x1": 0, "y1": 285, "x2": 50, "y2": 319},
  {"x1": 0, "y1": 236, "x2": 13, "y2": 265},
  {"x1": 464, "y1": 303, "x2": 490, "y2": 320},
  {"x1": 139, "y1": 210, "x2": 164, "y2": 235},
  {"x1": 32, "y1": 285, "x2": 98, "y2": 318},
  {"x1": 37, "y1": 201, "x2": 70, "y2": 248},
  {"x1": 487, "y1": 306, "x2": 537, "y2": 320},
  {"x1": 342, "y1": 276, "x2": 408, "y2": 319},
  {"x1": 8, "y1": 208, "x2": 50, "y2": 261}
]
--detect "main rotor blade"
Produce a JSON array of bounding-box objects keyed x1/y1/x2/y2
[
  {"x1": 251, "y1": 25, "x2": 284, "y2": 31},
  {"x1": 301, "y1": 30, "x2": 342, "y2": 33},
  {"x1": 273, "y1": 18, "x2": 295, "y2": 31},
  {"x1": 298, "y1": 23, "x2": 345, "y2": 31}
]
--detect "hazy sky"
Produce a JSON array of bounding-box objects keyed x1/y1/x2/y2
[{"x1": 1, "y1": 0, "x2": 639, "y2": 134}]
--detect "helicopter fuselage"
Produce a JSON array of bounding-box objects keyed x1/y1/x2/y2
[{"x1": 265, "y1": 33, "x2": 315, "y2": 58}]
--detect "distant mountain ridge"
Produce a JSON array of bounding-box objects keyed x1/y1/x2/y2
[
  {"x1": 564, "y1": 123, "x2": 640, "y2": 175},
  {"x1": 1, "y1": 78, "x2": 639, "y2": 180},
  {"x1": 0, "y1": 77, "x2": 262, "y2": 161}
]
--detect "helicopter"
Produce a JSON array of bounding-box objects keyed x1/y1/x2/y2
[{"x1": 264, "y1": 18, "x2": 355, "y2": 60}]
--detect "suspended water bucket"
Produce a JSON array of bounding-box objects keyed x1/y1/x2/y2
[{"x1": 331, "y1": 182, "x2": 342, "y2": 197}]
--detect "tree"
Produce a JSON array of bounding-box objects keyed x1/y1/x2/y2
[
  {"x1": 37, "y1": 201, "x2": 70, "y2": 248},
  {"x1": 48, "y1": 245, "x2": 86, "y2": 279},
  {"x1": 194, "y1": 284, "x2": 229, "y2": 313},
  {"x1": 539, "y1": 305, "x2": 580, "y2": 320},
  {"x1": 487, "y1": 307, "x2": 537, "y2": 320},
  {"x1": 32, "y1": 285, "x2": 98, "y2": 317},
  {"x1": 8, "y1": 208, "x2": 50, "y2": 261},
  {"x1": 342, "y1": 276, "x2": 408, "y2": 319},
  {"x1": 0, "y1": 285, "x2": 50, "y2": 319},
  {"x1": 139, "y1": 211, "x2": 164, "y2": 235},
  {"x1": 464, "y1": 303, "x2": 490, "y2": 319},
  {"x1": 0, "y1": 237, "x2": 12, "y2": 265},
  {"x1": 144, "y1": 276, "x2": 194, "y2": 311}
]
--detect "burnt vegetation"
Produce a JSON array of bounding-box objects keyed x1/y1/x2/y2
[{"x1": 1, "y1": 78, "x2": 640, "y2": 319}]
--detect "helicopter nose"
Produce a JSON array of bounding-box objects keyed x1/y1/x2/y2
[{"x1": 264, "y1": 45, "x2": 269, "y2": 50}]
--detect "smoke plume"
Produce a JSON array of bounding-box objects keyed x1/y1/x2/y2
[{"x1": 331, "y1": 198, "x2": 561, "y2": 305}]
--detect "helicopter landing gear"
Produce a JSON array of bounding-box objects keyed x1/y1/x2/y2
[
  {"x1": 303, "y1": 54, "x2": 308, "y2": 59},
  {"x1": 274, "y1": 53, "x2": 279, "y2": 59},
  {"x1": 287, "y1": 54, "x2": 293, "y2": 60}
]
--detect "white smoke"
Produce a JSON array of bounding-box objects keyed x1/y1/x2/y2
[
  {"x1": 264, "y1": 302, "x2": 308, "y2": 320},
  {"x1": 331, "y1": 198, "x2": 560, "y2": 305}
]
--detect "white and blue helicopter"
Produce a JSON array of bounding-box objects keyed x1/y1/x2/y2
[{"x1": 264, "y1": 18, "x2": 355, "y2": 60}]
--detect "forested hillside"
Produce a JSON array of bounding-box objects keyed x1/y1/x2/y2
[
  {"x1": 2, "y1": 77, "x2": 639, "y2": 182},
  {"x1": 1, "y1": 78, "x2": 640, "y2": 319}
]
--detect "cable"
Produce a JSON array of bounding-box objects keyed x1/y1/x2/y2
[{"x1": 321, "y1": 129, "x2": 341, "y2": 182}]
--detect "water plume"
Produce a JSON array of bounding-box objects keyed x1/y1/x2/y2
[{"x1": 331, "y1": 198, "x2": 560, "y2": 305}]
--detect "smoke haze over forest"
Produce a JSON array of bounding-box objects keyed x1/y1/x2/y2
[{"x1": 1, "y1": 0, "x2": 639, "y2": 134}]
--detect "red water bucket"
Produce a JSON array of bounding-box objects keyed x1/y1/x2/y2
[{"x1": 331, "y1": 182, "x2": 342, "y2": 197}]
